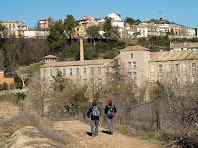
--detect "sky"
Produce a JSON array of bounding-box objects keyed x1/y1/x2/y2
[{"x1": 0, "y1": 0, "x2": 198, "y2": 28}]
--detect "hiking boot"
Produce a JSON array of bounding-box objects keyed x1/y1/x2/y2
[
  {"x1": 111, "y1": 131, "x2": 113, "y2": 135},
  {"x1": 92, "y1": 134, "x2": 96, "y2": 137}
]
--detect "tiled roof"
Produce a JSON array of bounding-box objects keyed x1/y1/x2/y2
[
  {"x1": 41, "y1": 59, "x2": 111, "y2": 68},
  {"x1": 120, "y1": 46, "x2": 150, "y2": 52},
  {"x1": 114, "y1": 54, "x2": 121, "y2": 60},
  {"x1": 170, "y1": 43, "x2": 198, "y2": 49},
  {"x1": 78, "y1": 16, "x2": 92, "y2": 21},
  {"x1": 135, "y1": 26, "x2": 146, "y2": 28},
  {"x1": 104, "y1": 61, "x2": 114, "y2": 67},
  {"x1": 39, "y1": 17, "x2": 51, "y2": 21},
  {"x1": 150, "y1": 50, "x2": 198, "y2": 62},
  {"x1": 43, "y1": 55, "x2": 58, "y2": 59}
]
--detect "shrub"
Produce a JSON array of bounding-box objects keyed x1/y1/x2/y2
[
  {"x1": 15, "y1": 82, "x2": 23, "y2": 89},
  {"x1": 2, "y1": 82, "x2": 8, "y2": 90},
  {"x1": 10, "y1": 82, "x2": 15, "y2": 89},
  {"x1": 0, "y1": 84, "x2": 3, "y2": 91}
]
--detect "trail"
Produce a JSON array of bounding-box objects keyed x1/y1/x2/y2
[{"x1": 54, "y1": 120, "x2": 165, "y2": 148}]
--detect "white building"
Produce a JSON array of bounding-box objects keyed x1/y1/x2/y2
[
  {"x1": 158, "y1": 24, "x2": 170, "y2": 36},
  {"x1": 24, "y1": 28, "x2": 49, "y2": 39},
  {"x1": 108, "y1": 13, "x2": 122, "y2": 21},
  {"x1": 134, "y1": 26, "x2": 148, "y2": 37}
]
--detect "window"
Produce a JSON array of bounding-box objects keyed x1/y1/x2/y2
[
  {"x1": 43, "y1": 70, "x2": 46, "y2": 76},
  {"x1": 133, "y1": 84, "x2": 137, "y2": 93},
  {"x1": 159, "y1": 64, "x2": 162, "y2": 72},
  {"x1": 128, "y1": 72, "x2": 132, "y2": 79},
  {"x1": 90, "y1": 67, "x2": 94, "y2": 75},
  {"x1": 192, "y1": 63, "x2": 196, "y2": 71},
  {"x1": 175, "y1": 64, "x2": 179, "y2": 71},
  {"x1": 56, "y1": 69, "x2": 59, "y2": 74},
  {"x1": 128, "y1": 62, "x2": 131, "y2": 68},
  {"x1": 133, "y1": 61, "x2": 136, "y2": 69},
  {"x1": 83, "y1": 68, "x2": 86, "y2": 75},
  {"x1": 130, "y1": 53, "x2": 133, "y2": 58},
  {"x1": 105, "y1": 68, "x2": 109, "y2": 73},
  {"x1": 62, "y1": 69, "x2": 65, "y2": 76},
  {"x1": 91, "y1": 79, "x2": 94, "y2": 86},
  {"x1": 98, "y1": 67, "x2": 101, "y2": 75},
  {"x1": 76, "y1": 68, "x2": 79, "y2": 75},
  {"x1": 50, "y1": 80, "x2": 53, "y2": 86},
  {"x1": 150, "y1": 65, "x2": 155, "y2": 72},
  {"x1": 49, "y1": 69, "x2": 52, "y2": 76},
  {"x1": 98, "y1": 79, "x2": 102, "y2": 86},
  {"x1": 69, "y1": 68, "x2": 72, "y2": 75},
  {"x1": 133, "y1": 72, "x2": 137, "y2": 79}
]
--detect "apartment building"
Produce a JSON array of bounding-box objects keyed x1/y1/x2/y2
[
  {"x1": 73, "y1": 26, "x2": 85, "y2": 37},
  {"x1": 78, "y1": 15, "x2": 95, "y2": 29},
  {"x1": 38, "y1": 17, "x2": 53, "y2": 29},
  {"x1": 0, "y1": 21, "x2": 26, "y2": 38}
]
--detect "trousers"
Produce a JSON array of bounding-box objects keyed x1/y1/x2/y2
[
  {"x1": 106, "y1": 116, "x2": 114, "y2": 132},
  {"x1": 91, "y1": 120, "x2": 99, "y2": 135}
]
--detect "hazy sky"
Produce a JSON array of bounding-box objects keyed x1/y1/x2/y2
[{"x1": 0, "y1": 0, "x2": 197, "y2": 28}]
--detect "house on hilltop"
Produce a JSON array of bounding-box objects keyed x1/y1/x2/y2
[{"x1": 0, "y1": 71, "x2": 14, "y2": 88}]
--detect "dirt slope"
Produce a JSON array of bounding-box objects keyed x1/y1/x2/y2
[
  {"x1": 0, "y1": 102, "x2": 19, "y2": 123},
  {"x1": 54, "y1": 120, "x2": 165, "y2": 148}
]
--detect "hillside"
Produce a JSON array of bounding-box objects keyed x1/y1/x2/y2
[{"x1": 0, "y1": 102, "x2": 164, "y2": 148}]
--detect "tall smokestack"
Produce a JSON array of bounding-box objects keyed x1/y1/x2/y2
[{"x1": 80, "y1": 37, "x2": 84, "y2": 61}]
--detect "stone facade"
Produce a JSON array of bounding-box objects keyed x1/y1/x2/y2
[{"x1": 40, "y1": 45, "x2": 198, "y2": 100}]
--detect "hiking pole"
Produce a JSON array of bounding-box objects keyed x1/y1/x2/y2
[
  {"x1": 114, "y1": 116, "x2": 116, "y2": 132},
  {"x1": 99, "y1": 121, "x2": 102, "y2": 132}
]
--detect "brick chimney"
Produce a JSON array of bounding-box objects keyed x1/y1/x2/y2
[{"x1": 79, "y1": 36, "x2": 84, "y2": 61}]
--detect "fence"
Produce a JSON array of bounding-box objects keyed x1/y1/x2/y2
[{"x1": 81, "y1": 97, "x2": 197, "y2": 133}]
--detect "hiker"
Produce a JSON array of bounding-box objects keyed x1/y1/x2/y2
[
  {"x1": 87, "y1": 102, "x2": 101, "y2": 137},
  {"x1": 105, "y1": 99, "x2": 117, "y2": 135}
]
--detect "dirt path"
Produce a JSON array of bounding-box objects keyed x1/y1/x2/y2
[{"x1": 54, "y1": 120, "x2": 165, "y2": 148}]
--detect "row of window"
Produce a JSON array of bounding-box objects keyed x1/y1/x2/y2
[
  {"x1": 49, "y1": 78, "x2": 103, "y2": 86},
  {"x1": 158, "y1": 63, "x2": 196, "y2": 72},
  {"x1": 46, "y1": 67, "x2": 110, "y2": 76}
]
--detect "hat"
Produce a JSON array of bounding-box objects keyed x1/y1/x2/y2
[
  {"x1": 109, "y1": 100, "x2": 112, "y2": 103},
  {"x1": 92, "y1": 102, "x2": 96, "y2": 106}
]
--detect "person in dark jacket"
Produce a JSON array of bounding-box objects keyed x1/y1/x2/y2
[
  {"x1": 105, "y1": 99, "x2": 117, "y2": 135},
  {"x1": 87, "y1": 102, "x2": 101, "y2": 136}
]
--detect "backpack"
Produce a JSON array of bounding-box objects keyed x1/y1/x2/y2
[
  {"x1": 92, "y1": 106, "x2": 100, "y2": 116},
  {"x1": 107, "y1": 105, "x2": 115, "y2": 118}
]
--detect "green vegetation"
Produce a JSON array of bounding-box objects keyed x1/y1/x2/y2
[
  {"x1": 103, "y1": 17, "x2": 120, "y2": 39},
  {"x1": 52, "y1": 71, "x2": 89, "y2": 112},
  {"x1": 124, "y1": 17, "x2": 142, "y2": 25},
  {"x1": 146, "y1": 18, "x2": 176, "y2": 25},
  {"x1": 86, "y1": 25, "x2": 101, "y2": 44}
]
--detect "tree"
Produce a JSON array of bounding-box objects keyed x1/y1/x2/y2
[
  {"x1": 47, "y1": 20, "x2": 66, "y2": 53},
  {"x1": 135, "y1": 19, "x2": 142, "y2": 25},
  {"x1": 86, "y1": 25, "x2": 100, "y2": 44},
  {"x1": 63, "y1": 15, "x2": 77, "y2": 43},
  {"x1": 52, "y1": 71, "x2": 66, "y2": 92},
  {"x1": 103, "y1": 17, "x2": 120, "y2": 39},
  {"x1": 124, "y1": 17, "x2": 136, "y2": 25}
]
